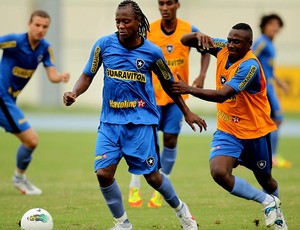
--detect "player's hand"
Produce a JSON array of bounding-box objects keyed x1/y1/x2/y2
[
  {"x1": 195, "y1": 32, "x2": 215, "y2": 50},
  {"x1": 184, "y1": 112, "x2": 207, "y2": 133},
  {"x1": 192, "y1": 74, "x2": 206, "y2": 88},
  {"x1": 63, "y1": 92, "x2": 76, "y2": 106},
  {"x1": 61, "y1": 72, "x2": 70, "y2": 83},
  {"x1": 170, "y1": 73, "x2": 191, "y2": 94}
]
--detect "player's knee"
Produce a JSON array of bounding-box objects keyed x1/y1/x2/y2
[
  {"x1": 163, "y1": 134, "x2": 178, "y2": 148},
  {"x1": 96, "y1": 169, "x2": 114, "y2": 186},
  {"x1": 210, "y1": 167, "x2": 229, "y2": 184},
  {"x1": 18, "y1": 129, "x2": 39, "y2": 149},
  {"x1": 258, "y1": 175, "x2": 278, "y2": 193},
  {"x1": 24, "y1": 135, "x2": 39, "y2": 149},
  {"x1": 144, "y1": 172, "x2": 162, "y2": 189}
]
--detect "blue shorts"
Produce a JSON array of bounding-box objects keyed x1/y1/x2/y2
[
  {"x1": 209, "y1": 130, "x2": 272, "y2": 173},
  {"x1": 267, "y1": 84, "x2": 283, "y2": 122},
  {"x1": 94, "y1": 122, "x2": 160, "y2": 174},
  {"x1": 157, "y1": 103, "x2": 183, "y2": 134},
  {"x1": 0, "y1": 95, "x2": 31, "y2": 133}
]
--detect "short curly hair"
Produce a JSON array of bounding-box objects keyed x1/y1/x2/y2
[{"x1": 259, "y1": 13, "x2": 284, "y2": 33}]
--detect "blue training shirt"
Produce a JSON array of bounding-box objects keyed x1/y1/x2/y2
[
  {"x1": 252, "y1": 34, "x2": 275, "y2": 81},
  {"x1": 83, "y1": 32, "x2": 174, "y2": 125},
  {"x1": 0, "y1": 33, "x2": 54, "y2": 99}
]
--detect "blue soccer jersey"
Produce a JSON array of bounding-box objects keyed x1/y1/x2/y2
[
  {"x1": 252, "y1": 35, "x2": 283, "y2": 121},
  {"x1": 83, "y1": 33, "x2": 174, "y2": 125},
  {"x1": 0, "y1": 33, "x2": 54, "y2": 99},
  {"x1": 252, "y1": 35, "x2": 275, "y2": 81}
]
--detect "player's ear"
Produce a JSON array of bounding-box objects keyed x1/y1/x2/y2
[
  {"x1": 136, "y1": 16, "x2": 142, "y2": 25},
  {"x1": 176, "y1": 1, "x2": 180, "y2": 9}
]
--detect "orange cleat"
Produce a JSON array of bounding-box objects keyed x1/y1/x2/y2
[
  {"x1": 128, "y1": 187, "x2": 142, "y2": 208},
  {"x1": 148, "y1": 191, "x2": 163, "y2": 208}
]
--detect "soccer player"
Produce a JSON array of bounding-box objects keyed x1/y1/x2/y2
[
  {"x1": 252, "y1": 14, "x2": 291, "y2": 168},
  {"x1": 170, "y1": 23, "x2": 288, "y2": 229},
  {"x1": 0, "y1": 10, "x2": 70, "y2": 195},
  {"x1": 63, "y1": 1, "x2": 206, "y2": 229},
  {"x1": 128, "y1": 0, "x2": 211, "y2": 209}
]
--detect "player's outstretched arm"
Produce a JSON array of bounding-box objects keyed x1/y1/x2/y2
[
  {"x1": 160, "y1": 80, "x2": 207, "y2": 132},
  {"x1": 170, "y1": 73, "x2": 236, "y2": 103},
  {"x1": 46, "y1": 66, "x2": 70, "y2": 83},
  {"x1": 181, "y1": 32, "x2": 215, "y2": 50},
  {"x1": 63, "y1": 73, "x2": 93, "y2": 106}
]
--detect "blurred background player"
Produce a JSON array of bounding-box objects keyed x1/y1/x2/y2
[
  {"x1": 0, "y1": 10, "x2": 70, "y2": 195},
  {"x1": 63, "y1": 0, "x2": 206, "y2": 229},
  {"x1": 170, "y1": 23, "x2": 288, "y2": 230},
  {"x1": 252, "y1": 13, "x2": 291, "y2": 168},
  {"x1": 128, "y1": 0, "x2": 210, "y2": 208}
]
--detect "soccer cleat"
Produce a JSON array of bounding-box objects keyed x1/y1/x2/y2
[
  {"x1": 274, "y1": 209, "x2": 288, "y2": 230},
  {"x1": 148, "y1": 191, "x2": 163, "y2": 208},
  {"x1": 110, "y1": 222, "x2": 132, "y2": 230},
  {"x1": 110, "y1": 212, "x2": 132, "y2": 230},
  {"x1": 273, "y1": 156, "x2": 292, "y2": 169},
  {"x1": 176, "y1": 203, "x2": 198, "y2": 230},
  {"x1": 262, "y1": 196, "x2": 281, "y2": 227},
  {"x1": 128, "y1": 187, "x2": 142, "y2": 207},
  {"x1": 13, "y1": 175, "x2": 42, "y2": 195}
]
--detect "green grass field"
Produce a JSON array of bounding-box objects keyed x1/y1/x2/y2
[{"x1": 0, "y1": 131, "x2": 299, "y2": 229}]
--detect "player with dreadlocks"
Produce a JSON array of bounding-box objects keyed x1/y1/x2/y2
[
  {"x1": 118, "y1": 0, "x2": 150, "y2": 37},
  {"x1": 63, "y1": 0, "x2": 206, "y2": 229}
]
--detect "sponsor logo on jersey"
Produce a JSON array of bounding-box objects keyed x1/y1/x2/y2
[
  {"x1": 48, "y1": 47, "x2": 55, "y2": 64},
  {"x1": 90, "y1": 46, "x2": 101, "y2": 73},
  {"x1": 137, "y1": 99, "x2": 146, "y2": 108},
  {"x1": 156, "y1": 59, "x2": 171, "y2": 80},
  {"x1": 257, "y1": 160, "x2": 266, "y2": 169},
  {"x1": 0, "y1": 41, "x2": 16, "y2": 49},
  {"x1": 238, "y1": 65, "x2": 257, "y2": 91},
  {"x1": 110, "y1": 100, "x2": 137, "y2": 108},
  {"x1": 166, "y1": 58, "x2": 184, "y2": 67},
  {"x1": 146, "y1": 157, "x2": 155, "y2": 167},
  {"x1": 109, "y1": 99, "x2": 146, "y2": 109},
  {"x1": 8, "y1": 87, "x2": 21, "y2": 98},
  {"x1": 214, "y1": 41, "x2": 227, "y2": 49},
  {"x1": 210, "y1": 145, "x2": 221, "y2": 152},
  {"x1": 12, "y1": 67, "x2": 35, "y2": 79},
  {"x1": 227, "y1": 95, "x2": 237, "y2": 102},
  {"x1": 166, "y1": 44, "x2": 174, "y2": 53},
  {"x1": 95, "y1": 154, "x2": 107, "y2": 160},
  {"x1": 106, "y1": 68, "x2": 146, "y2": 83},
  {"x1": 217, "y1": 110, "x2": 240, "y2": 123}
]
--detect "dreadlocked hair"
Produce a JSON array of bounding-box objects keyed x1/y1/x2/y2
[{"x1": 118, "y1": 0, "x2": 150, "y2": 37}]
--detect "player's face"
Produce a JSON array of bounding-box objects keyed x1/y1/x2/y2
[
  {"x1": 158, "y1": 0, "x2": 180, "y2": 21},
  {"x1": 227, "y1": 29, "x2": 252, "y2": 63},
  {"x1": 264, "y1": 19, "x2": 282, "y2": 40},
  {"x1": 115, "y1": 6, "x2": 140, "y2": 42},
  {"x1": 28, "y1": 16, "x2": 50, "y2": 42}
]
